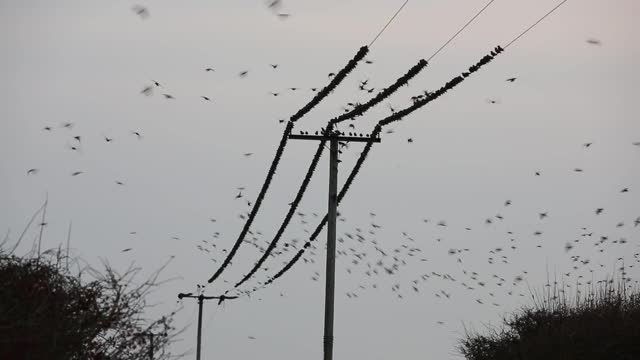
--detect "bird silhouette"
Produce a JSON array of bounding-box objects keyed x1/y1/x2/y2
[
  {"x1": 71, "y1": 171, "x2": 83, "y2": 176},
  {"x1": 267, "y1": 0, "x2": 281, "y2": 9},
  {"x1": 43, "y1": 126, "x2": 52, "y2": 131},
  {"x1": 105, "y1": 136, "x2": 113, "y2": 143},
  {"x1": 270, "y1": 64, "x2": 279, "y2": 69},
  {"x1": 239, "y1": 70, "x2": 249, "y2": 78},
  {"x1": 26, "y1": 168, "x2": 38, "y2": 175},
  {"x1": 121, "y1": 248, "x2": 133, "y2": 252},
  {"x1": 586, "y1": 38, "x2": 601, "y2": 46},
  {"x1": 201, "y1": 96, "x2": 211, "y2": 101},
  {"x1": 506, "y1": 77, "x2": 517, "y2": 82},
  {"x1": 132, "y1": 5, "x2": 149, "y2": 19},
  {"x1": 205, "y1": 68, "x2": 215, "y2": 72},
  {"x1": 163, "y1": 94, "x2": 174, "y2": 99},
  {"x1": 132, "y1": 131, "x2": 142, "y2": 139},
  {"x1": 141, "y1": 86, "x2": 153, "y2": 96}
]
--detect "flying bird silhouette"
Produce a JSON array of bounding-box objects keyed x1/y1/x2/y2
[
  {"x1": 26, "y1": 168, "x2": 39, "y2": 175},
  {"x1": 506, "y1": 77, "x2": 517, "y2": 82},
  {"x1": 132, "y1": 5, "x2": 149, "y2": 19},
  {"x1": 586, "y1": 38, "x2": 601, "y2": 46},
  {"x1": 141, "y1": 86, "x2": 153, "y2": 96}
]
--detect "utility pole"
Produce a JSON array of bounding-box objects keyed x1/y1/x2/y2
[
  {"x1": 134, "y1": 332, "x2": 156, "y2": 360},
  {"x1": 177, "y1": 292, "x2": 238, "y2": 360},
  {"x1": 289, "y1": 129, "x2": 380, "y2": 360}
]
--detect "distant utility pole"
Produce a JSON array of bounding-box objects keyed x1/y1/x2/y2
[
  {"x1": 177, "y1": 293, "x2": 238, "y2": 360},
  {"x1": 134, "y1": 331, "x2": 157, "y2": 360},
  {"x1": 289, "y1": 130, "x2": 381, "y2": 360}
]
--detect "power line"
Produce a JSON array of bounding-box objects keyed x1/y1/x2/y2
[
  {"x1": 504, "y1": 0, "x2": 568, "y2": 49},
  {"x1": 226, "y1": 0, "x2": 569, "y2": 293},
  {"x1": 369, "y1": 0, "x2": 410, "y2": 47},
  {"x1": 426, "y1": 0, "x2": 496, "y2": 62},
  {"x1": 261, "y1": 46, "x2": 505, "y2": 289},
  {"x1": 231, "y1": 60, "x2": 428, "y2": 290},
  {"x1": 206, "y1": 46, "x2": 369, "y2": 285}
]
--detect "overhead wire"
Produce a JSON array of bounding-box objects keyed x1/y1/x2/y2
[
  {"x1": 261, "y1": 46, "x2": 503, "y2": 288},
  {"x1": 251, "y1": 0, "x2": 570, "y2": 291},
  {"x1": 231, "y1": 60, "x2": 428, "y2": 290},
  {"x1": 426, "y1": 0, "x2": 496, "y2": 62},
  {"x1": 207, "y1": 0, "x2": 418, "y2": 287},
  {"x1": 504, "y1": 0, "x2": 568, "y2": 49},
  {"x1": 369, "y1": 0, "x2": 410, "y2": 47},
  {"x1": 206, "y1": 46, "x2": 369, "y2": 284}
]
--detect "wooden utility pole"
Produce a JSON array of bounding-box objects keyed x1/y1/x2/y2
[
  {"x1": 178, "y1": 293, "x2": 238, "y2": 360},
  {"x1": 134, "y1": 332, "x2": 156, "y2": 360},
  {"x1": 289, "y1": 130, "x2": 380, "y2": 360}
]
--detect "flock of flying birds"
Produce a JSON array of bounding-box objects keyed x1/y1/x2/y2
[
  {"x1": 19, "y1": 4, "x2": 637, "y2": 338},
  {"x1": 191, "y1": 143, "x2": 638, "y2": 327}
]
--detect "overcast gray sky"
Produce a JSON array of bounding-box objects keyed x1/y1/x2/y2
[{"x1": 2, "y1": 0, "x2": 639, "y2": 359}]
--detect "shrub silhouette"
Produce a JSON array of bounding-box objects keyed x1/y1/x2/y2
[
  {"x1": 459, "y1": 280, "x2": 640, "y2": 360},
  {"x1": 0, "y1": 247, "x2": 183, "y2": 360}
]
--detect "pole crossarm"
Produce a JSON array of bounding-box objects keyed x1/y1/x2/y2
[
  {"x1": 177, "y1": 292, "x2": 239, "y2": 360},
  {"x1": 178, "y1": 292, "x2": 239, "y2": 303},
  {"x1": 288, "y1": 134, "x2": 381, "y2": 143}
]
